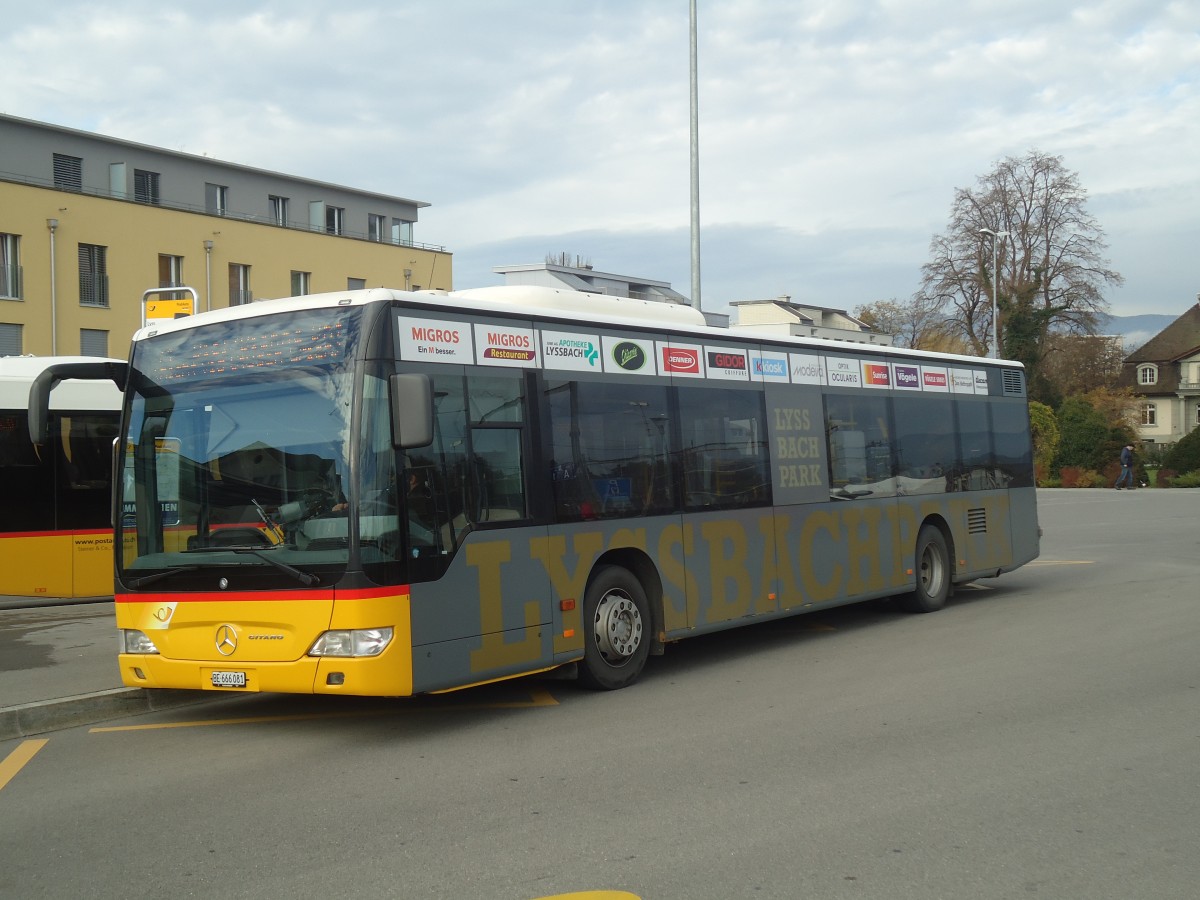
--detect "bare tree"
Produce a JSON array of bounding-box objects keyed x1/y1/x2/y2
[
  {"x1": 854, "y1": 296, "x2": 962, "y2": 351},
  {"x1": 917, "y1": 150, "x2": 1123, "y2": 393},
  {"x1": 1040, "y1": 332, "x2": 1127, "y2": 402}
]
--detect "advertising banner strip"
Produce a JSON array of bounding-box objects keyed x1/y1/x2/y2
[{"x1": 393, "y1": 313, "x2": 997, "y2": 395}]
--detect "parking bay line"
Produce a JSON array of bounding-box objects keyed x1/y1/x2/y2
[{"x1": 0, "y1": 739, "x2": 50, "y2": 792}]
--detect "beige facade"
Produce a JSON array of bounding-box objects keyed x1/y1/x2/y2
[
  {"x1": 1, "y1": 115, "x2": 452, "y2": 358},
  {"x1": 729, "y1": 297, "x2": 893, "y2": 346}
]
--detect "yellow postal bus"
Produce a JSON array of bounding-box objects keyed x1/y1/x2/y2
[
  {"x1": 2, "y1": 356, "x2": 121, "y2": 600},
  {"x1": 30, "y1": 287, "x2": 1039, "y2": 693}
]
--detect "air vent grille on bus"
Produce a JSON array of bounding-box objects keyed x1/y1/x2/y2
[
  {"x1": 967, "y1": 508, "x2": 988, "y2": 534},
  {"x1": 1002, "y1": 368, "x2": 1025, "y2": 396}
]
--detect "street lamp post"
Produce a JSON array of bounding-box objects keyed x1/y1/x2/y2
[{"x1": 979, "y1": 228, "x2": 1009, "y2": 358}]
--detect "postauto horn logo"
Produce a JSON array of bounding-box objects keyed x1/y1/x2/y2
[{"x1": 611, "y1": 341, "x2": 648, "y2": 372}]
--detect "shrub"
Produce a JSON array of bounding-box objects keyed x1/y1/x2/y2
[
  {"x1": 1169, "y1": 471, "x2": 1200, "y2": 488},
  {"x1": 1053, "y1": 398, "x2": 1109, "y2": 472},
  {"x1": 1162, "y1": 426, "x2": 1200, "y2": 474},
  {"x1": 1076, "y1": 469, "x2": 1109, "y2": 488},
  {"x1": 1029, "y1": 401, "x2": 1059, "y2": 478},
  {"x1": 1059, "y1": 467, "x2": 1108, "y2": 488},
  {"x1": 1157, "y1": 468, "x2": 1178, "y2": 488}
]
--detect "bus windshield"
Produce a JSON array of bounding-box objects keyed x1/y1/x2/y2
[{"x1": 118, "y1": 308, "x2": 363, "y2": 588}]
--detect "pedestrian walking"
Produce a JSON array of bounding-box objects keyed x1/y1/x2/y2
[{"x1": 1114, "y1": 444, "x2": 1135, "y2": 489}]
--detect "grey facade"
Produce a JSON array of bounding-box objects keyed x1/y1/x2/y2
[{"x1": 1, "y1": 113, "x2": 434, "y2": 247}]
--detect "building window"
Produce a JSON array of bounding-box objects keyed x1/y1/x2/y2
[
  {"x1": 0, "y1": 323, "x2": 21, "y2": 356},
  {"x1": 269, "y1": 195, "x2": 289, "y2": 226},
  {"x1": 291, "y1": 271, "x2": 311, "y2": 296},
  {"x1": 134, "y1": 169, "x2": 161, "y2": 204},
  {"x1": 158, "y1": 254, "x2": 184, "y2": 300},
  {"x1": 347, "y1": 277, "x2": 365, "y2": 291},
  {"x1": 326, "y1": 206, "x2": 345, "y2": 235},
  {"x1": 368, "y1": 213, "x2": 386, "y2": 242},
  {"x1": 78, "y1": 244, "x2": 109, "y2": 307},
  {"x1": 206, "y1": 183, "x2": 228, "y2": 216},
  {"x1": 391, "y1": 218, "x2": 413, "y2": 245},
  {"x1": 1138, "y1": 365, "x2": 1158, "y2": 386},
  {"x1": 229, "y1": 264, "x2": 252, "y2": 306},
  {"x1": 53, "y1": 153, "x2": 83, "y2": 191},
  {"x1": 80, "y1": 329, "x2": 109, "y2": 357},
  {"x1": 1, "y1": 234, "x2": 21, "y2": 300},
  {"x1": 1140, "y1": 403, "x2": 1156, "y2": 427}
]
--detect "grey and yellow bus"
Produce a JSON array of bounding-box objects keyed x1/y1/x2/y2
[{"x1": 30, "y1": 286, "x2": 1039, "y2": 694}]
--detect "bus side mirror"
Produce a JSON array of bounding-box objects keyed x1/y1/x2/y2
[
  {"x1": 27, "y1": 360, "x2": 128, "y2": 446},
  {"x1": 390, "y1": 374, "x2": 434, "y2": 449}
]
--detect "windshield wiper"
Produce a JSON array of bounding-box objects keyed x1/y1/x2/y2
[
  {"x1": 127, "y1": 566, "x2": 201, "y2": 589},
  {"x1": 231, "y1": 548, "x2": 320, "y2": 586}
]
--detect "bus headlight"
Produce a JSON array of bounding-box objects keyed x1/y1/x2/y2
[
  {"x1": 121, "y1": 629, "x2": 160, "y2": 654},
  {"x1": 308, "y1": 627, "x2": 393, "y2": 658}
]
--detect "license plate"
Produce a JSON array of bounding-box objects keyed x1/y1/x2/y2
[{"x1": 211, "y1": 670, "x2": 247, "y2": 688}]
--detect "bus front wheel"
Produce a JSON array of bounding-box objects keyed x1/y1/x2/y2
[
  {"x1": 578, "y1": 566, "x2": 650, "y2": 690},
  {"x1": 901, "y1": 524, "x2": 950, "y2": 613}
]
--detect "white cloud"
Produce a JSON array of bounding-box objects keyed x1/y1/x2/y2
[{"x1": 3, "y1": 0, "x2": 1198, "y2": 316}]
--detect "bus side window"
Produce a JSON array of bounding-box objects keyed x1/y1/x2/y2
[
  {"x1": 466, "y1": 373, "x2": 528, "y2": 523},
  {"x1": 415, "y1": 371, "x2": 529, "y2": 551},
  {"x1": 545, "y1": 379, "x2": 673, "y2": 522},
  {"x1": 825, "y1": 392, "x2": 894, "y2": 498},
  {"x1": 678, "y1": 385, "x2": 770, "y2": 510},
  {"x1": 469, "y1": 429, "x2": 525, "y2": 520},
  {"x1": 991, "y1": 400, "x2": 1034, "y2": 488},
  {"x1": 892, "y1": 395, "x2": 952, "y2": 493},
  {"x1": 955, "y1": 399, "x2": 993, "y2": 490}
]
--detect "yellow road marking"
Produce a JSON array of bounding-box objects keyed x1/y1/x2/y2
[
  {"x1": 533, "y1": 893, "x2": 642, "y2": 900},
  {"x1": 1026, "y1": 560, "x2": 1095, "y2": 566},
  {"x1": 0, "y1": 739, "x2": 49, "y2": 791},
  {"x1": 90, "y1": 685, "x2": 558, "y2": 733}
]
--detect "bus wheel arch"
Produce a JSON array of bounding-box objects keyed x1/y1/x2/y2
[
  {"x1": 901, "y1": 517, "x2": 954, "y2": 613},
  {"x1": 577, "y1": 550, "x2": 659, "y2": 690}
]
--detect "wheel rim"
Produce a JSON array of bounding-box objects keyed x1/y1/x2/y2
[
  {"x1": 919, "y1": 541, "x2": 945, "y2": 597},
  {"x1": 593, "y1": 589, "x2": 643, "y2": 665}
]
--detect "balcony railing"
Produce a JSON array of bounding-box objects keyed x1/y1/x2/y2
[{"x1": 1, "y1": 170, "x2": 446, "y2": 252}]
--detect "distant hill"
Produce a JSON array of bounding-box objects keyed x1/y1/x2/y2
[{"x1": 1100, "y1": 314, "x2": 1177, "y2": 351}]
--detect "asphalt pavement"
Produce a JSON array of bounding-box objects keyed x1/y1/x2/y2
[{"x1": 0, "y1": 597, "x2": 207, "y2": 740}]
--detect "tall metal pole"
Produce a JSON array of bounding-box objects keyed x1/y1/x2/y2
[
  {"x1": 689, "y1": 0, "x2": 701, "y2": 310},
  {"x1": 980, "y1": 228, "x2": 1009, "y2": 359}
]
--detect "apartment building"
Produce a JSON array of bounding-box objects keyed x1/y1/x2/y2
[{"x1": 1, "y1": 113, "x2": 452, "y2": 357}]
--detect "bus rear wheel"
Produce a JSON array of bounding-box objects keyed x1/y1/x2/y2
[
  {"x1": 901, "y1": 524, "x2": 950, "y2": 613},
  {"x1": 578, "y1": 565, "x2": 650, "y2": 690}
]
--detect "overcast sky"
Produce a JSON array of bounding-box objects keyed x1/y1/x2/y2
[{"x1": 3, "y1": 1, "x2": 1198, "y2": 318}]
